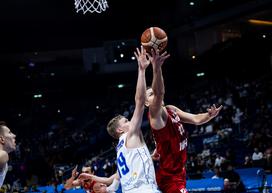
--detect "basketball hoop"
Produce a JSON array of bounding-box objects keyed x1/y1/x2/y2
[{"x1": 74, "y1": 0, "x2": 108, "y2": 14}]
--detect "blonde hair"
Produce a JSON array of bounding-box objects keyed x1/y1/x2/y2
[{"x1": 107, "y1": 115, "x2": 123, "y2": 139}]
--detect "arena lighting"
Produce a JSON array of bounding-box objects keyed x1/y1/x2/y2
[
  {"x1": 189, "y1": 2, "x2": 195, "y2": 6},
  {"x1": 33, "y1": 94, "x2": 42, "y2": 98},
  {"x1": 28, "y1": 62, "x2": 35, "y2": 67},
  {"x1": 196, "y1": 72, "x2": 205, "y2": 77},
  {"x1": 248, "y1": 19, "x2": 272, "y2": 26},
  {"x1": 117, "y1": 84, "x2": 125, "y2": 88}
]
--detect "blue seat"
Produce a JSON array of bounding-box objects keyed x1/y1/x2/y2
[
  {"x1": 235, "y1": 168, "x2": 263, "y2": 191},
  {"x1": 202, "y1": 170, "x2": 215, "y2": 179},
  {"x1": 187, "y1": 178, "x2": 224, "y2": 192},
  {"x1": 266, "y1": 174, "x2": 272, "y2": 193}
]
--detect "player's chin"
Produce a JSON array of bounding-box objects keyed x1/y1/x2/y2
[{"x1": 12, "y1": 144, "x2": 17, "y2": 151}]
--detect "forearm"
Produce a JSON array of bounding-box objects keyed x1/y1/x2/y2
[
  {"x1": 152, "y1": 66, "x2": 165, "y2": 97},
  {"x1": 194, "y1": 112, "x2": 213, "y2": 125},
  {"x1": 92, "y1": 175, "x2": 114, "y2": 185},
  {"x1": 64, "y1": 177, "x2": 75, "y2": 190},
  {"x1": 106, "y1": 178, "x2": 120, "y2": 193},
  {"x1": 135, "y1": 68, "x2": 146, "y2": 104}
]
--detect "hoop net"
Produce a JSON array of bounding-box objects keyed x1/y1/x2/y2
[{"x1": 74, "y1": 0, "x2": 108, "y2": 14}]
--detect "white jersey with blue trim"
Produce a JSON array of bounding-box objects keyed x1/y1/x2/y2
[
  {"x1": 116, "y1": 133, "x2": 161, "y2": 193},
  {"x1": 0, "y1": 163, "x2": 8, "y2": 187}
]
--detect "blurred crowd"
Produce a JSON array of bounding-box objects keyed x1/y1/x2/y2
[{"x1": 1, "y1": 73, "x2": 271, "y2": 192}]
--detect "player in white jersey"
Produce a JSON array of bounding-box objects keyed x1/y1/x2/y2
[
  {"x1": 0, "y1": 121, "x2": 16, "y2": 187},
  {"x1": 78, "y1": 46, "x2": 163, "y2": 193},
  {"x1": 115, "y1": 132, "x2": 160, "y2": 193}
]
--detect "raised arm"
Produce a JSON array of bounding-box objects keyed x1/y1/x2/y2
[
  {"x1": 64, "y1": 165, "x2": 79, "y2": 190},
  {"x1": 149, "y1": 49, "x2": 170, "y2": 118},
  {"x1": 167, "y1": 104, "x2": 223, "y2": 125},
  {"x1": 106, "y1": 174, "x2": 120, "y2": 193},
  {"x1": 78, "y1": 172, "x2": 118, "y2": 186},
  {"x1": 128, "y1": 46, "x2": 150, "y2": 136}
]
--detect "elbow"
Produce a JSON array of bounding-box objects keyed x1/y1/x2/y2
[
  {"x1": 193, "y1": 116, "x2": 202, "y2": 125},
  {"x1": 64, "y1": 185, "x2": 70, "y2": 190},
  {"x1": 194, "y1": 121, "x2": 202, "y2": 126}
]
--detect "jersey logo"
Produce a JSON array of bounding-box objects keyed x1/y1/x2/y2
[
  {"x1": 178, "y1": 123, "x2": 185, "y2": 136},
  {"x1": 180, "y1": 138, "x2": 188, "y2": 151},
  {"x1": 171, "y1": 110, "x2": 181, "y2": 123}
]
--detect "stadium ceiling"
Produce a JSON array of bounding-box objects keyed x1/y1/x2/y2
[{"x1": 0, "y1": 0, "x2": 271, "y2": 53}]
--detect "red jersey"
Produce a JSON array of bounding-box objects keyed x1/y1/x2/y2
[
  {"x1": 149, "y1": 106, "x2": 188, "y2": 192},
  {"x1": 82, "y1": 180, "x2": 95, "y2": 193}
]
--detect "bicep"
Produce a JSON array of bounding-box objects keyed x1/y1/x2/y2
[
  {"x1": 130, "y1": 105, "x2": 144, "y2": 132},
  {"x1": 170, "y1": 105, "x2": 197, "y2": 124}
]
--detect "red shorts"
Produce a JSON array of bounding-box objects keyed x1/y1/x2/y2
[
  {"x1": 158, "y1": 182, "x2": 187, "y2": 193},
  {"x1": 156, "y1": 168, "x2": 187, "y2": 193}
]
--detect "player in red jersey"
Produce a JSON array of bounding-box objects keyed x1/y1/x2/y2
[
  {"x1": 145, "y1": 49, "x2": 222, "y2": 193},
  {"x1": 64, "y1": 163, "x2": 105, "y2": 193}
]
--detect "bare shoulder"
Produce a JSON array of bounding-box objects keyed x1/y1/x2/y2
[
  {"x1": 165, "y1": 105, "x2": 177, "y2": 111},
  {"x1": 0, "y1": 150, "x2": 8, "y2": 170}
]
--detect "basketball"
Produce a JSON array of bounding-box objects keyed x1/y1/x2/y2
[{"x1": 141, "y1": 27, "x2": 168, "y2": 53}]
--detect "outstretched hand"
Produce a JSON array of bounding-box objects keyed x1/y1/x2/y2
[
  {"x1": 134, "y1": 46, "x2": 150, "y2": 70},
  {"x1": 207, "y1": 104, "x2": 223, "y2": 118},
  {"x1": 148, "y1": 48, "x2": 170, "y2": 68},
  {"x1": 72, "y1": 165, "x2": 79, "y2": 178}
]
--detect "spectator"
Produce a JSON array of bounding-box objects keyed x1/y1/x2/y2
[
  {"x1": 264, "y1": 147, "x2": 272, "y2": 173},
  {"x1": 211, "y1": 166, "x2": 222, "y2": 179},
  {"x1": 223, "y1": 164, "x2": 246, "y2": 193},
  {"x1": 252, "y1": 147, "x2": 264, "y2": 167},
  {"x1": 214, "y1": 154, "x2": 225, "y2": 167},
  {"x1": 252, "y1": 148, "x2": 263, "y2": 161},
  {"x1": 243, "y1": 156, "x2": 252, "y2": 168},
  {"x1": 64, "y1": 164, "x2": 96, "y2": 193}
]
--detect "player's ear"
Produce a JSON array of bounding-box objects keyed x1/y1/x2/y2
[
  {"x1": 145, "y1": 101, "x2": 150, "y2": 107},
  {"x1": 116, "y1": 127, "x2": 123, "y2": 135},
  {"x1": 0, "y1": 136, "x2": 4, "y2": 144}
]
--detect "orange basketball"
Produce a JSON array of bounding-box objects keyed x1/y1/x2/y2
[{"x1": 141, "y1": 27, "x2": 168, "y2": 53}]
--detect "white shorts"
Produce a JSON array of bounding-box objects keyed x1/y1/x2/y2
[{"x1": 123, "y1": 184, "x2": 161, "y2": 193}]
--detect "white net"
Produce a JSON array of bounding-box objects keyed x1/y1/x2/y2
[{"x1": 74, "y1": 0, "x2": 108, "y2": 14}]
